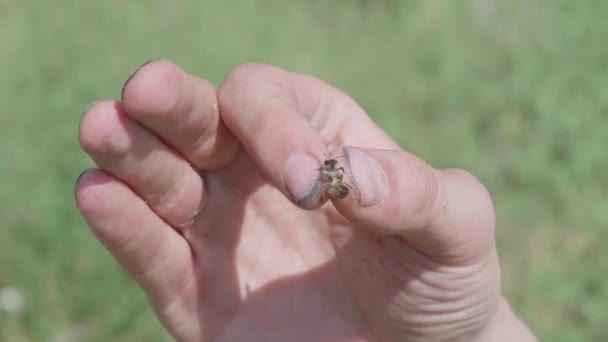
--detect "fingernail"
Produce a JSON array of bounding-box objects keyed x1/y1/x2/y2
[
  {"x1": 281, "y1": 151, "x2": 322, "y2": 206},
  {"x1": 120, "y1": 60, "x2": 156, "y2": 101},
  {"x1": 344, "y1": 146, "x2": 387, "y2": 207},
  {"x1": 75, "y1": 169, "x2": 91, "y2": 185}
]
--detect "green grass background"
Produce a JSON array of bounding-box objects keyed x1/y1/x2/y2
[{"x1": 1, "y1": 0, "x2": 606, "y2": 341}]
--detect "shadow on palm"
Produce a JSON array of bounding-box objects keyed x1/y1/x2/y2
[{"x1": 187, "y1": 149, "x2": 429, "y2": 341}]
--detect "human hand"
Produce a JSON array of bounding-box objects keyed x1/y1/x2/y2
[{"x1": 75, "y1": 61, "x2": 536, "y2": 341}]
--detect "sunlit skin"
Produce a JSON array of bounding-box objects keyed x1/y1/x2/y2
[{"x1": 75, "y1": 60, "x2": 537, "y2": 341}]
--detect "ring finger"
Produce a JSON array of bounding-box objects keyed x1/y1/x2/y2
[{"x1": 79, "y1": 99, "x2": 205, "y2": 229}]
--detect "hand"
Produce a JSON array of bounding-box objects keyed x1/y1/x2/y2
[{"x1": 75, "y1": 60, "x2": 536, "y2": 341}]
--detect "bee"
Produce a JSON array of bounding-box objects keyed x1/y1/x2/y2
[{"x1": 319, "y1": 156, "x2": 353, "y2": 199}]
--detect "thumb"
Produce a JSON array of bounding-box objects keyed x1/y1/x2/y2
[{"x1": 330, "y1": 146, "x2": 496, "y2": 264}]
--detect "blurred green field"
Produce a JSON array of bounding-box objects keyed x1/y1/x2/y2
[{"x1": 1, "y1": 0, "x2": 606, "y2": 341}]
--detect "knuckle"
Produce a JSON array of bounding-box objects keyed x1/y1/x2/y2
[
  {"x1": 223, "y1": 63, "x2": 273, "y2": 86},
  {"x1": 449, "y1": 167, "x2": 479, "y2": 183},
  {"x1": 444, "y1": 167, "x2": 496, "y2": 224},
  {"x1": 124, "y1": 231, "x2": 172, "y2": 282},
  {"x1": 144, "y1": 165, "x2": 206, "y2": 229},
  {"x1": 218, "y1": 63, "x2": 285, "y2": 110},
  {"x1": 450, "y1": 168, "x2": 491, "y2": 202}
]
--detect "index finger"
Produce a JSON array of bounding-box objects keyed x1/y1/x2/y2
[
  {"x1": 218, "y1": 64, "x2": 331, "y2": 208},
  {"x1": 218, "y1": 63, "x2": 401, "y2": 209}
]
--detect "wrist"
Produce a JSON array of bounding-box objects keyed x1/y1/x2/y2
[{"x1": 475, "y1": 296, "x2": 538, "y2": 342}]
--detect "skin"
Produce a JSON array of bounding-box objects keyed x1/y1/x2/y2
[{"x1": 74, "y1": 60, "x2": 537, "y2": 341}]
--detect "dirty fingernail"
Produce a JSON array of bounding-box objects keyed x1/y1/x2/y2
[
  {"x1": 75, "y1": 168, "x2": 92, "y2": 185},
  {"x1": 344, "y1": 146, "x2": 387, "y2": 207},
  {"x1": 121, "y1": 60, "x2": 157, "y2": 101},
  {"x1": 281, "y1": 151, "x2": 322, "y2": 206}
]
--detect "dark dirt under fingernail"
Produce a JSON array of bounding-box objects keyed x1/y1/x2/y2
[
  {"x1": 281, "y1": 150, "x2": 323, "y2": 206},
  {"x1": 120, "y1": 60, "x2": 157, "y2": 101},
  {"x1": 75, "y1": 168, "x2": 91, "y2": 185}
]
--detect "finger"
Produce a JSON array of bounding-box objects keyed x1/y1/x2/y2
[
  {"x1": 218, "y1": 64, "x2": 330, "y2": 208},
  {"x1": 79, "y1": 100, "x2": 205, "y2": 229},
  {"x1": 74, "y1": 169, "x2": 196, "y2": 315},
  {"x1": 330, "y1": 146, "x2": 496, "y2": 264},
  {"x1": 121, "y1": 60, "x2": 240, "y2": 170}
]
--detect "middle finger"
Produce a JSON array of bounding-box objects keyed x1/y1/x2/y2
[{"x1": 121, "y1": 60, "x2": 240, "y2": 170}]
